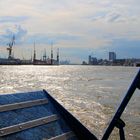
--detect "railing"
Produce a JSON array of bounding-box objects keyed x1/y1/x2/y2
[{"x1": 102, "y1": 69, "x2": 140, "y2": 140}]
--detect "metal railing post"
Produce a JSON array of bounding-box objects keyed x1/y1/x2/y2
[{"x1": 102, "y1": 69, "x2": 140, "y2": 140}]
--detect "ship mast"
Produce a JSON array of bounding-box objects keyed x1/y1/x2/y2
[
  {"x1": 57, "y1": 48, "x2": 59, "y2": 65},
  {"x1": 43, "y1": 49, "x2": 47, "y2": 61},
  {"x1": 33, "y1": 42, "x2": 36, "y2": 62},
  {"x1": 51, "y1": 42, "x2": 53, "y2": 65},
  {"x1": 7, "y1": 35, "x2": 15, "y2": 59}
]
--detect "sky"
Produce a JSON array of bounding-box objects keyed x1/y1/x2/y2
[{"x1": 0, "y1": 0, "x2": 140, "y2": 63}]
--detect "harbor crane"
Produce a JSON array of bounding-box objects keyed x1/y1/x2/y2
[{"x1": 7, "y1": 35, "x2": 15, "y2": 59}]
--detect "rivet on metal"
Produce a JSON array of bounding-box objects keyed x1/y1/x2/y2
[
  {"x1": 19, "y1": 126, "x2": 23, "y2": 129},
  {"x1": 43, "y1": 120, "x2": 46, "y2": 122},
  {"x1": 0, "y1": 130, "x2": 4, "y2": 134}
]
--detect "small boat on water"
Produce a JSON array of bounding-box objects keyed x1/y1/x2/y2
[{"x1": 0, "y1": 69, "x2": 139, "y2": 140}]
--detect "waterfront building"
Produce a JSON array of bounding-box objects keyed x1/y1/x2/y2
[
  {"x1": 88, "y1": 55, "x2": 98, "y2": 65},
  {"x1": 88, "y1": 55, "x2": 92, "y2": 65},
  {"x1": 60, "y1": 60, "x2": 70, "y2": 65},
  {"x1": 109, "y1": 52, "x2": 116, "y2": 61}
]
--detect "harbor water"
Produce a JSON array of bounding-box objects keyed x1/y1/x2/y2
[{"x1": 0, "y1": 65, "x2": 139, "y2": 140}]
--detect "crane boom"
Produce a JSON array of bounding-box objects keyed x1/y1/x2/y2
[{"x1": 7, "y1": 35, "x2": 15, "y2": 59}]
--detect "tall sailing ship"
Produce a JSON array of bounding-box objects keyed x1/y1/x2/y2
[{"x1": 0, "y1": 36, "x2": 59, "y2": 65}]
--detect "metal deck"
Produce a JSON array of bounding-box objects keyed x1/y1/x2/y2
[{"x1": 0, "y1": 90, "x2": 97, "y2": 140}]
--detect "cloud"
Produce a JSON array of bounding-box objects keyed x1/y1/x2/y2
[
  {"x1": 107, "y1": 38, "x2": 140, "y2": 59},
  {"x1": 108, "y1": 14, "x2": 121, "y2": 22},
  {"x1": 0, "y1": 0, "x2": 140, "y2": 62},
  {"x1": 24, "y1": 33, "x2": 80, "y2": 46},
  {"x1": 0, "y1": 25, "x2": 27, "y2": 45},
  {"x1": 0, "y1": 16, "x2": 29, "y2": 23}
]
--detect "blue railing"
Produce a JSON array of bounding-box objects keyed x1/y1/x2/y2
[{"x1": 102, "y1": 69, "x2": 140, "y2": 140}]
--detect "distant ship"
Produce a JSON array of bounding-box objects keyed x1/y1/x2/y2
[
  {"x1": 33, "y1": 43, "x2": 59, "y2": 65},
  {"x1": 0, "y1": 36, "x2": 59, "y2": 65}
]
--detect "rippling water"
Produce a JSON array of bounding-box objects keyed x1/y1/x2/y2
[{"x1": 0, "y1": 65, "x2": 139, "y2": 140}]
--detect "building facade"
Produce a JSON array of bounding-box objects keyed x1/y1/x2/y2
[{"x1": 109, "y1": 52, "x2": 116, "y2": 61}]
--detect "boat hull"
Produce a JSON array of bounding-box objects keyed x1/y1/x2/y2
[{"x1": 0, "y1": 90, "x2": 97, "y2": 140}]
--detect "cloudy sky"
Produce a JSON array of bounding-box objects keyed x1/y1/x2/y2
[{"x1": 0, "y1": 0, "x2": 140, "y2": 63}]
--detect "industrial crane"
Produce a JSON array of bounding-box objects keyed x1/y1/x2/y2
[{"x1": 7, "y1": 35, "x2": 15, "y2": 59}]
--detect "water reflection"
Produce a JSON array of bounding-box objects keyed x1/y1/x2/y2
[{"x1": 0, "y1": 65, "x2": 139, "y2": 139}]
